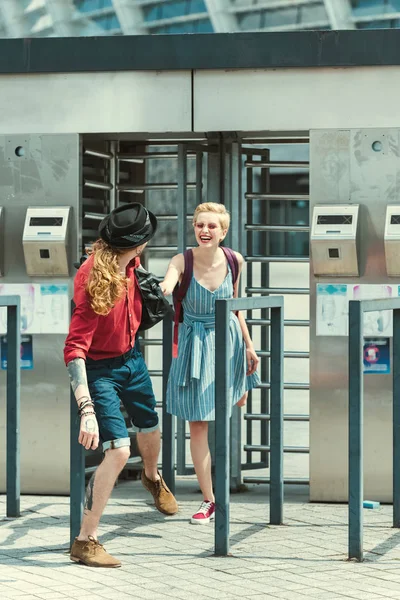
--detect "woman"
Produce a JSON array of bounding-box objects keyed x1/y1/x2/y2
[{"x1": 161, "y1": 202, "x2": 260, "y2": 525}]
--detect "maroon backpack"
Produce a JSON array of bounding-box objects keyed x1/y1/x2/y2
[{"x1": 172, "y1": 247, "x2": 239, "y2": 357}]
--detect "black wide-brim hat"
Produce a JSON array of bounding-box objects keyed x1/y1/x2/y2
[{"x1": 98, "y1": 203, "x2": 157, "y2": 249}]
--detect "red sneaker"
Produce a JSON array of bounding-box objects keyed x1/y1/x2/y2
[{"x1": 190, "y1": 500, "x2": 216, "y2": 525}]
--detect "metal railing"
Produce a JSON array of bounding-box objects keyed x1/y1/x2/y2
[
  {"x1": 162, "y1": 317, "x2": 175, "y2": 494},
  {"x1": 348, "y1": 298, "x2": 400, "y2": 561},
  {"x1": 70, "y1": 300, "x2": 284, "y2": 552},
  {"x1": 214, "y1": 296, "x2": 284, "y2": 555},
  {"x1": 1, "y1": 295, "x2": 21, "y2": 518},
  {"x1": 70, "y1": 385, "x2": 85, "y2": 546},
  {"x1": 161, "y1": 297, "x2": 284, "y2": 556}
]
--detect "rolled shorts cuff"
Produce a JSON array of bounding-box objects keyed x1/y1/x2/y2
[
  {"x1": 102, "y1": 437, "x2": 131, "y2": 452},
  {"x1": 131, "y1": 423, "x2": 159, "y2": 434}
]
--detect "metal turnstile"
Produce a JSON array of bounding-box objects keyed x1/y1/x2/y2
[
  {"x1": 110, "y1": 136, "x2": 311, "y2": 489},
  {"x1": 240, "y1": 137, "x2": 310, "y2": 487}
]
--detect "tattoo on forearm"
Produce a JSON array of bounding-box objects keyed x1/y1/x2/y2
[
  {"x1": 84, "y1": 473, "x2": 95, "y2": 512},
  {"x1": 67, "y1": 358, "x2": 89, "y2": 393},
  {"x1": 85, "y1": 418, "x2": 96, "y2": 433}
]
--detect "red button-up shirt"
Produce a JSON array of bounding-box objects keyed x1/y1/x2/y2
[{"x1": 64, "y1": 254, "x2": 142, "y2": 365}]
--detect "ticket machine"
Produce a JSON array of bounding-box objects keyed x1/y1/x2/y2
[
  {"x1": 384, "y1": 205, "x2": 400, "y2": 277},
  {"x1": 22, "y1": 207, "x2": 71, "y2": 276},
  {"x1": 310, "y1": 205, "x2": 359, "y2": 277},
  {"x1": 0, "y1": 207, "x2": 3, "y2": 277}
]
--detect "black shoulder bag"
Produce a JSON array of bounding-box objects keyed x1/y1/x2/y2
[{"x1": 135, "y1": 266, "x2": 173, "y2": 331}]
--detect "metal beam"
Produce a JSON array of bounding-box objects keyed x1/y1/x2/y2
[
  {"x1": 323, "y1": 0, "x2": 355, "y2": 30},
  {"x1": 2, "y1": 31, "x2": 400, "y2": 74},
  {"x1": 203, "y1": 0, "x2": 238, "y2": 32},
  {"x1": 43, "y1": 0, "x2": 78, "y2": 36},
  {"x1": 112, "y1": 0, "x2": 147, "y2": 35}
]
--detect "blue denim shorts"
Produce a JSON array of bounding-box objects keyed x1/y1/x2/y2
[{"x1": 86, "y1": 340, "x2": 159, "y2": 452}]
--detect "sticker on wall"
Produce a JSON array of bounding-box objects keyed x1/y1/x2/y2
[
  {"x1": 0, "y1": 283, "x2": 70, "y2": 334},
  {"x1": 316, "y1": 284, "x2": 348, "y2": 336},
  {"x1": 1, "y1": 334, "x2": 33, "y2": 370},
  {"x1": 363, "y1": 338, "x2": 390, "y2": 374},
  {"x1": 317, "y1": 283, "x2": 394, "y2": 337}
]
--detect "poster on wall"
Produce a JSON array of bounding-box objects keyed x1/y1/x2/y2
[
  {"x1": 1, "y1": 334, "x2": 33, "y2": 370},
  {"x1": 0, "y1": 283, "x2": 70, "y2": 335},
  {"x1": 316, "y1": 283, "x2": 394, "y2": 337},
  {"x1": 363, "y1": 338, "x2": 390, "y2": 374},
  {"x1": 354, "y1": 284, "x2": 393, "y2": 337}
]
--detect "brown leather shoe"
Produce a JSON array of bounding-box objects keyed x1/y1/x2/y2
[
  {"x1": 141, "y1": 470, "x2": 178, "y2": 516},
  {"x1": 70, "y1": 535, "x2": 121, "y2": 568}
]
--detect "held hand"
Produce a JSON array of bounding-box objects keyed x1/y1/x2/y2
[
  {"x1": 79, "y1": 413, "x2": 99, "y2": 451},
  {"x1": 160, "y1": 281, "x2": 173, "y2": 296},
  {"x1": 246, "y1": 347, "x2": 259, "y2": 376}
]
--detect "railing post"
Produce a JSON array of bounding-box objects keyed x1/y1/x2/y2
[
  {"x1": 229, "y1": 406, "x2": 242, "y2": 491},
  {"x1": 6, "y1": 298, "x2": 21, "y2": 518},
  {"x1": 393, "y1": 308, "x2": 400, "y2": 527},
  {"x1": 215, "y1": 298, "x2": 231, "y2": 556},
  {"x1": 348, "y1": 300, "x2": 364, "y2": 561},
  {"x1": 270, "y1": 303, "x2": 284, "y2": 525},
  {"x1": 176, "y1": 144, "x2": 188, "y2": 477},
  {"x1": 212, "y1": 295, "x2": 284, "y2": 555},
  {"x1": 69, "y1": 299, "x2": 85, "y2": 547},
  {"x1": 70, "y1": 386, "x2": 85, "y2": 547},
  {"x1": 162, "y1": 316, "x2": 175, "y2": 494}
]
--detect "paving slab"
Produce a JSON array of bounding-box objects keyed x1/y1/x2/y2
[{"x1": 1, "y1": 478, "x2": 400, "y2": 600}]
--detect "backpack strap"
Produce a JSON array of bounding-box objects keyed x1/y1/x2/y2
[
  {"x1": 172, "y1": 249, "x2": 193, "y2": 358},
  {"x1": 221, "y1": 247, "x2": 239, "y2": 288},
  {"x1": 222, "y1": 247, "x2": 240, "y2": 317},
  {"x1": 176, "y1": 249, "x2": 193, "y2": 302}
]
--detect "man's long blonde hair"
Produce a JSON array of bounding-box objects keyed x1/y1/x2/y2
[{"x1": 86, "y1": 240, "x2": 128, "y2": 316}]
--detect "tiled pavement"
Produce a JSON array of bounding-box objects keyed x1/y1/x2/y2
[{"x1": 1, "y1": 478, "x2": 400, "y2": 600}]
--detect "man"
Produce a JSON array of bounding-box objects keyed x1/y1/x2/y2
[{"x1": 64, "y1": 203, "x2": 178, "y2": 568}]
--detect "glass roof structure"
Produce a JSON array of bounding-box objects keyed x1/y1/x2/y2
[{"x1": 1, "y1": 1, "x2": 400, "y2": 38}]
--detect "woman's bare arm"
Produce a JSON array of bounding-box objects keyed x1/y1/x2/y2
[{"x1": 160, "y1": 253, "x2": 185, "y2": 295}]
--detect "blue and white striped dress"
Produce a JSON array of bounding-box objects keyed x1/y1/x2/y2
[{"x1": 166, "y1": 265, "x2": 260, "y2": 421}]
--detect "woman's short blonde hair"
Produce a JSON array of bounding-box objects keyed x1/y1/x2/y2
[{"x1": 192, "y1": 202, "x2": 230, "y2": 231}]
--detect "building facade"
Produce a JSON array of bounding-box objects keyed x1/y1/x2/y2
[{"x1": 1, "y1": 1, "x2": 400, "y2": 38}]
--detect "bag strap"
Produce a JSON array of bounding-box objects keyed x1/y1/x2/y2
[
  {"x1": 173, "y1": 249, "x2": 193, "y2": 358},
  {"x1": 221, "y1": 247, "x2": 239, "y2": 287},
  {"x1": 176, "y1": 249, "x2": 193, "y2": 301},
  {"x1": 222, "y1": 247, "x2": 240, "y2": 317}
]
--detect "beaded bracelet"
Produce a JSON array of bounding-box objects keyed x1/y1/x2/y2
[
  {"x1": 78, "y1": 406, "x2": 94, "y2": 413},
  {"x1": 80, "y1": 411, "x2": 96, "y2": 418}
]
